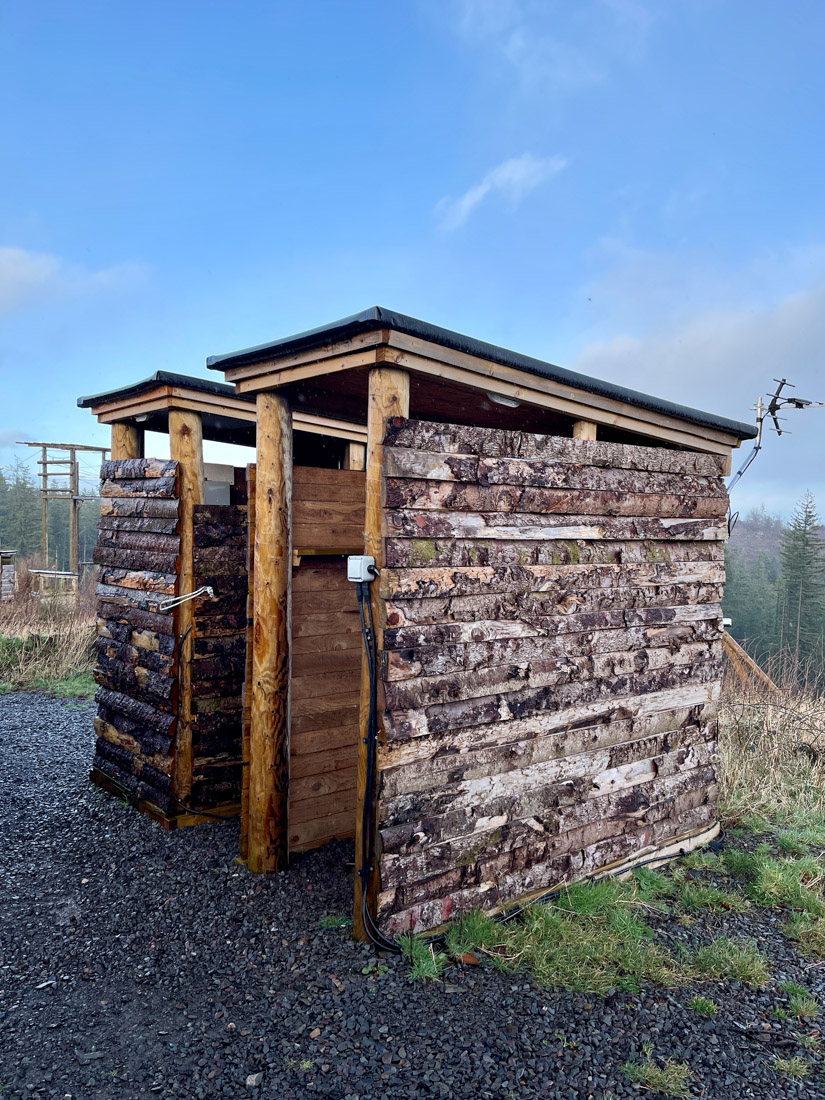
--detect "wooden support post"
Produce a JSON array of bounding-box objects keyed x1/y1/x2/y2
[
  {"x1": 354, "y1": 366, "x2": 410, "y2": 940},
  {"x1": 248, "y1": 393, "x2": 293, "y2": 874},
  {"x1": 169, "y1": 409, "x2": 204, "y2": 804},
  {"x1": 239, "y1": 463, "x2": 256, "y2": 863},
  {"x1": 110, "y1": 421, "x2": 144, "y2": 460},
  {"x1": 68, "y1": 447, "x2": 79, "y2": 578},
  {"x1": 40, "y1": 445, "x2": 48, "y2": 567},
  {"x1": 573, "y1": 419, "x2": 598, "y2": 441},
  {"x1": 343, "y1": 442, "x2": 367, "y2": 471}
]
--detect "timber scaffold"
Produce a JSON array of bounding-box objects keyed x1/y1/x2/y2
[{"x1": 374, "y1": 418, "x2": 727, "y2": 935}]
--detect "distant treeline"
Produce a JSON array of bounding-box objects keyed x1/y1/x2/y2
[
  {"x1": 724, "y1": 493, "x2": 825, "y2": 673},
  {"x1": 0, "y1": 460, "x2": 102, "y2": 571}
]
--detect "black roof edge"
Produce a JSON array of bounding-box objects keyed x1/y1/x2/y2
[
  {"x1": 77, "y1": 370, "x2": 253, "y2": 410},
  {"x1": 206, "y1": 306, "x2": 756, "y2": 441}
]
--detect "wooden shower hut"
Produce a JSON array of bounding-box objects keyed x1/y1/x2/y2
[{"x1": 79, "y1": 308, "x2": 756, "y2": 939}]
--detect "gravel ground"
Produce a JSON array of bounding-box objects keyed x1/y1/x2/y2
[{"x1": 3, "y1": 692, "x2": 825, "y2": 1100}]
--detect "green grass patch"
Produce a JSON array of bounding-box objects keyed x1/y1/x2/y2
[
  {"x1": 623, "y1": 1045, "x2": 692, "y2": 1098},
  {"x1": 31, "y1": 670, "x2": 96, "y2": 698},
  {"x1": 441, "y1": 875, "x2": 768, "y2": 994},
  {"x1": 690, "y1": 936, "x2": 769, "y2": 986},
  {"x1": 401, "y1": 934, "x2": 447, "y2": 982},
  {"x1": 634, "y1": 863, "x2": 748, "y2": 914},
  {"x1": 777, "y1": 831, "x2": 812, "y2": 857},
  {"x1": 785, "y1": 913, "x2": 825, "y2": 957},
  {"x1": 774, "y1": 1055, "x2": 811, "y2": 1078},
  {"x1": 317, "y1": 913, "x2": 351, "y2": 930},
  {"x1": 789, "y1": 993, "x2": 819, "y2": 1019},
  {"x1": 687, "y1": 995, "x2": 717, "y2": 1016},
  {"x1": 722, "y1": 848, "x2": 825, "y2": 917},
  {"x1": 778, "y1": 979, "x2": 810, "y2": 998}
]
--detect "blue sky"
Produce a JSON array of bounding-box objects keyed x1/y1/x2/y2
[{"x1": 2, "y1": 0, "x2": 824, "y2": 511}]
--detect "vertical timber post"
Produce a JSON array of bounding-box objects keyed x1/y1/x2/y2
[
  {"x1": 68, "y1": 447, "x2": 80, "y2": 579},
  {"x1": 353, "y1": 366, "x2": 410, "y2": 940},
  {"x1": 40, "y1": 445, "x2": 49, "y2": 568},
  {"x1": 169, "y1": 409, "x2": 204, "y2": 805},
  {"x1": 572, "y1": 419, "x2": 597, "y2": 441},
  {"x1": 343, "y1": 442, "x2": 366, "y2": 471},
  {"x1": 248, "y1": 393, "x2": 292, "y2": 874},
  {"x1": 110, "y1": 421, "x2": 144, "y2": 460}
]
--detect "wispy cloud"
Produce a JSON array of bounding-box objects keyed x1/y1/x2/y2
[
  {"x1": 437, "y1": 153, "x2": 566, "y2": 230},
  {"x1": 0, "y1": 246, "x2": 146, "y2": 317},
  {"x1": 449, "y1": 0, "x2": 652, "y2": 94}
]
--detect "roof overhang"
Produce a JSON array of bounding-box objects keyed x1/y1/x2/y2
[
  {"x1": 78, "y1": 371, "x2": 367, "y2": 445},
  {"x1": 206, "y1": 308, "x2": 756, "y2": 457}
]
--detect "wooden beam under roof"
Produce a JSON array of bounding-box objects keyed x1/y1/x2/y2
[
  {"x1": 216, "y1": 335, "x2": 743, "y2": 457},
  {"x1": 85, "y1": 382, "x2": 367, "y2": 444}
]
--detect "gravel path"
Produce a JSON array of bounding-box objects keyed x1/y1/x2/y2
[{"x1": 2, "y1": 692, "x2": 825, "y2": 1099}]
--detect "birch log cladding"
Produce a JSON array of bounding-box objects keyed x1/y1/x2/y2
[
  {"x1": 90, "y1": 458, "x2": 181, "y2": 814},
  {"x1": 374, "y1": 418, "x2": 728, "y2": 936}
]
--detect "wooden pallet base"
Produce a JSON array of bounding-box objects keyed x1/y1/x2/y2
[{"x1": 89, "y1": 768, "x2": 240, "y2": 830}]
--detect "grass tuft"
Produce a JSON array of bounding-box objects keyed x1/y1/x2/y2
[
  {"x1": 623, "y1": 1046, "x2": 692, "y2": 1098},
  {"x1": 689, "y1": 936, "x2": 769, "y2": 987},
  {"x1": 687, "y1": 995, "x2": 717, "y2": 1016},
  {"x1": 317, "y1": 913, "x2": 351, "y2": 930},
  {"x1": 773, "y1": 1055, "x2": 811, "y2": 1078},
  {"x1": 789, "y1": 993, "x2": 819, "y2": 1019},
  {"x1": 401, "y1": 934, "x2": 447, "y2": 982}
]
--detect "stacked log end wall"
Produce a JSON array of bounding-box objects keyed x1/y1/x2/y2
[
  {"x1": 91, "y1": 458, "x2": 181, "y2": 813},
  {"x1": 375, "y1": 419, "x2": 728, "y2": 935},
  {"x1": 191, "y1": 504, "x2": 248, "y2": 807}
]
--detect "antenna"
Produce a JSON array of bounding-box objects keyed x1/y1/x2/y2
[{"x1": 727, "y1": 379, "x2": 825, "y2": 497}]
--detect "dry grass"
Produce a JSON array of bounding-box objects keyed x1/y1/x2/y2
[
  {"x1": 718, "y1": 667, "x2": 825, "y2": 831},
  {"x1": 0, "y1": 559, "x2": 96, "y2": 696}
]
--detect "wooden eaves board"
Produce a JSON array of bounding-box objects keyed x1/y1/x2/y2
[
  {"x1": 221, "y1": 333, "x2": 742, "y2": 459},
  {"x1": 88, "y1": 385, "x2": 368, "y2": 443}
]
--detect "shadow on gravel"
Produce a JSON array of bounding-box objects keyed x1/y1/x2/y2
[{"x1": 1, "y1": 693, "x2": 825, "y2": 1100}]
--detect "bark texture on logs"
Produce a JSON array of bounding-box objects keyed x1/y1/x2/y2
[
  {"x1": 89, "y1": 459, "x2": 181, "y2": 821},
  {"x1": 190, "y1": 501, "x2": 248, "y2": 807},
  {"x1": 372, "y1": 418, "x2": 729, "y2": 935}
]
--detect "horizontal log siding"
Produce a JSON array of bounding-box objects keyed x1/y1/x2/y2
[
  {"x1": 91, "y1": 459, "x2": 181, "y2": 813},
  {"x1": 289, "y1": 558, "x2": 362, "y2": 851},
  {"x1": 190, "y1": 504, "x2": 248, "y2": 807},
  {"x1": 375, "y1": 418, "x2": 727, "y2": 935}
]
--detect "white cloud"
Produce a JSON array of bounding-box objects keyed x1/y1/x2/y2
[
  {"x1": 0, "y1": 246, "x2": 146, "y2": 317},
  {"x1": 448, "y1": 0, "x2": 651, "y2": 93},
  {"x1": 437, "y1": 153, "x2": 567, "y2": 230},
  {"x1": 570, "y1": 247, "x2": 825, "y2": 510}
]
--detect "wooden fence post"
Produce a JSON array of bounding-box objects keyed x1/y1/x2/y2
[
  {"x1": 353, "y1": 366, "x2": 410, "y2": 940},
  {"x1": 248, "y1": 393, "x2": 293, "y2": 874},
  {"x1": 169, "y1": 409, "x2": 204, "y2": 804}
]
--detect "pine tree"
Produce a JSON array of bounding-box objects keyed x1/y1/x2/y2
[
  {"x1": 776, "y1": 491, "x2": 825, "y2": 672},
  {"x1": 2, "y1": 461, "x2": 41, "y2": 557}
]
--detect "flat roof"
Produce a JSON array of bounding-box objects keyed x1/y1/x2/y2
[
  {"x1": 77, "y1": 370, "x2": 252, "y2": 409},
  {"x1": 206, "y1": 306, "x2": 756, "y2": 441}
]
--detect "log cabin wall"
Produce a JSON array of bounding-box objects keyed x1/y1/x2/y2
[
  {"x1": 374, "y1": 418, "x2": 728, "y2": 935},
  {"x1": 91, "y1": 458, "x2": 181, "y2": 815},
  {"x1": 190, "y1": 504, "x2": 248, "y2": 808}
]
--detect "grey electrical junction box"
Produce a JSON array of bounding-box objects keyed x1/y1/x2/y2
[{"x1": 347, "y1": 555, "x2": 376, "y2": 583}]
